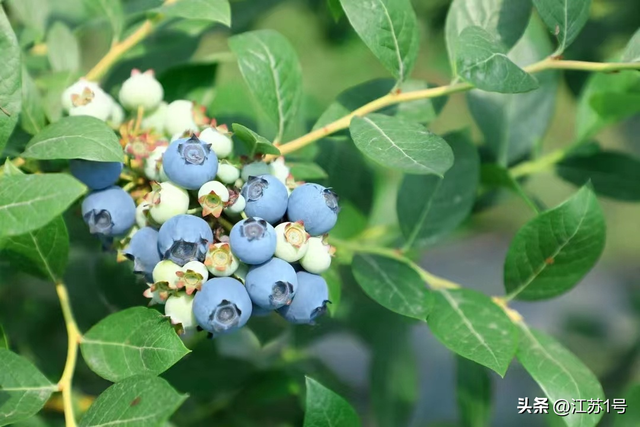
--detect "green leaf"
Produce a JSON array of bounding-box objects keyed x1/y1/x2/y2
[
  {"x1": 80, "y1": 307, "x2": 190, "y2": 382},
  {"x1": 467, "y1": 16, "x2": 558, "y2": 165},
  {"x1": 316, "y1": 138, "x2": 374, "y2": 214},
  {"x1": 0, "y1": 174, "x2": 86, "y2": 238},
  {"x1": 229, "y1": 30, "x2": 303, "y2": 142},
  {"x1": 622, "y1": 28, "x2": 640, "y2": 63},
  {"x1": 0, "y1": 325, "x2": 7, "y2": 349},
  {"x1": 21, "y1": 116, "x2": 123, "y2": 162},
  {"x1": 589, "y1": 92, "x2": 640, "y2": 123},
  {"x1": 0, "y1": 349, "x2": 56, "y2": 427},
  {"x1": 352, "y1": 254, "x2": 432, "y2": 320},
  {"x1": 456, "y1": 26, "x2": 539, "y2": 94},
  {"x1": 0, "y1": 6, "x2": 21, "y2": 156},
  {"x1": 532, "y1": 0, "x2": 591, "y2": 54},
  {"x1": 46, "y1": 22, "x2": 80, "y2": 72},
  {"x1": 456, "y1": 357, "x2": 492, "y2": 427},
  {"x1": 504, "y1": 185, "x2": 605, "y2": 300},
  {"x1": 158, "y1": 0, "x2": 231, "y2": 26},
  {"x1": 79, "y1": 375, "x2": 188, "y2": 427},
  {"x1": 83, "y1": 0, "x2": 124, "y2": 42},
  {"x1": 5, "y1": 0, "x2": 50, "y2": 41},
  {"x1": 517, "y1": 324, "x2": 604, "y2": 427},
  {"x1": 327, "y1": 0, "x2": 344, "y2": 22},
  {"x1": 338, "y1": 0, "x2": 418, "y2": 82},
  {"x1": 304, "y1": 377, "x2": 361, "y2": 427},
  {"x1": 40, "y1": 71, "x2": 75, "y2": 124},
  {"x1": 428, "y1": 288, "x2": 517, "y2": 376},
  {"x1": 289, "y1": 162, "x2": 328, "y2": 180},
  {"x1": 0, "y1": 217, "x2": 69, "y2": 282},
  {"x1": 158, "y1": 62, "x2": 218, "y2": 104},
  {"x1": 349, "y1": 114, "x2": 454, "y2": 176},
  {"x1": 232, "y1": 123, "x2": 280, "y2": 157},
  {"x1": 445, "y1": 0, "x2": 532, "y2": 73},
  {"x1": 615, "y1": 384, "x2": 640, "y2": 427},
  {"x1": 19, "y1": 68, "x2": 46, "y2": 136},
  {"x1": 2, "y1": 159, "x2": 23, "y2": 176},
  {"x1": 397, "y1": 131, "x2": 480, "y2": 249},
  {"x1": 557, "y1": 151, "x2": 640, "y2": 201},
  {"x1": 575, "y1": 70, "x2": 640, "y2": 141},
  {"x1": 314, "y1": 79, "x2": 394, "y2": 131},
  {"x1": 394, "y1": 80, "x2": 448, "y2": 125},
  {"x1": 314, "y1": 79, "x2": 446, "y2": 131}
]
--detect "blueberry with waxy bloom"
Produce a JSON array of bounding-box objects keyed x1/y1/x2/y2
[
  {"x1": 123, "y1": 227, "x2": 161, "y2": 281},
  {"x1": 162, "y1": 135, "x2": 218, "y2": 190},
  {"x1": 287, "y1": 184, "x2": 339, "y2": 236},
  {"x1": 82, "y1": 186, "x2": 136, "y2": 237},
  {"x1": 193, "y1": 277, "x2": 252, "y2": 335},
  {"x1": 278, "y1": 271, "x2": 330, "y2": 324},
  {"x1": 241, "y1": 174, "x2": 288, "y2": 224},
  {"x1": 70, "y1": 159, "x2": 123, "y2": 190},
  {"x1": 246, "y1": 257, "x2": 298, "y2": 310},
  {"x1": 229, "y1": 217, "x2": 276, "y2": 265},
  {"x1": 157, "y1": 214, "x2": 214, "y2": 266}
]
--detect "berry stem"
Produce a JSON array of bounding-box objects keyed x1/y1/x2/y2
[
  {"x1": 270, "y1": 58, "x2": 640, "y2": 160},
  {"x1": 55, "y1": 282, "x2": 82, "y2": 427},
  {"x1": 84, "y1": 0, "x2": 178, "y2": 81},
  {"x1": 217, "y1": 215, "x2": 234, "y2": 232},
  {"x1": 134, "y1": 105, "x2": 145, "y2": 134},
  {"x1": 509, "y1": 140, "x2": 583, "y2": 178}
]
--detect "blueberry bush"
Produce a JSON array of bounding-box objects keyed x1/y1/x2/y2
[{"x1": 1, "y1": 0, "x2": 640, "y2": 426}]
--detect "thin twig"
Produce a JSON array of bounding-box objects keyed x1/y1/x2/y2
[
  {"x1": 55, "y1": 282, "x2": 82, "y2": 427},
  {"x1": 269, "y1": 58, "x2": 640, "y2": 160},
  {"x1": 84, "y1": 0, "x2": 178, "y2": 81}
]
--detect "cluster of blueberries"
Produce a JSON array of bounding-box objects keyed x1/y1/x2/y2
[{"x1": 65, "y1": 70, "x2": 339, "y2": 337}]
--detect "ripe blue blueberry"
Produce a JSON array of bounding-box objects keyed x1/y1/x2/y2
[
  {"x1": 82, "y1": 186, "x2": 136, "y2": 237},
  {"x1": 162, "y1": 135, "x2": 218, "y2": 190},
  {"x1": 157, "y1": 214, "x2": 214, "y2": 266},
  {"x1": 229, "y1": 217, "x2": 276, "y2": 265},
  {"x1": 287, "y1": 184, "x2": 339, "y2": 236},
  {"x1": 241, "y1": 174, "x2": 288, "y2": 224},
  {"x1": 193, "y1": 277, "x2": 252, "y2": 335},
  {"x1": 277, "y1": 271, "x2": 330, "y2": 324},
  {"x1": 245, "y1": 257, "x2": 298, "y2": 309},
  {"x1": 123, "y1": 227, "x2": 161, "y2": 282},
  {"x1": 69, "y1": 159, "x2": 123, "y2": 190}
]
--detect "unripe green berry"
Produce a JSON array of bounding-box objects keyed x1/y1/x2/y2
[
  {"x1": 165, "y1": 293, "x2": 197, "y2": 332},
  {"x1": 224, "y1": 194, "x2": 246, "y2": 216},
  {"x1": 119, "y1": 69, "x2": 164, "y2": 111},
  {"x1": 275, "y1": 221, "x2": 310, "y2": 262},
  {"x1": 269, "y1": 157, "x2": 291, "y2": 184},
  {"x1": 199, "y1": 127, "x2": 233, "y2": 158},
  {"x1": 144, "y1": 146, "x2": 168, "y2": 182},
  {"x1": 135, "y1": 202, "x2": 150, "y2": 229},
  {"x1": 164, "y1": 100, "x2": 198, "y2": 136},
  {"x1": 146, "y1": 182, "x2": 189, "y2": 224},
  {"x1": 141, "y1": 102, "x2": 168, "y2": 133},
  {"x1": 204, "y1": 243, "x2": 239, "y2": 277},
  {"x1": 197, "y1": 181, "x2": 229, "y2": 218},
  {"x1": 300, "y1": 237, "x2": 332, "y2": 274},
  {"x1": 216, "y1": 162, "x2": 240, "y2": 184},
  {"x1": 176, "y1": 261, "x2": 208, "y2": 294},
  {"x1": 152, "y1": 260, "x2": 181, "y2": 287}
]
